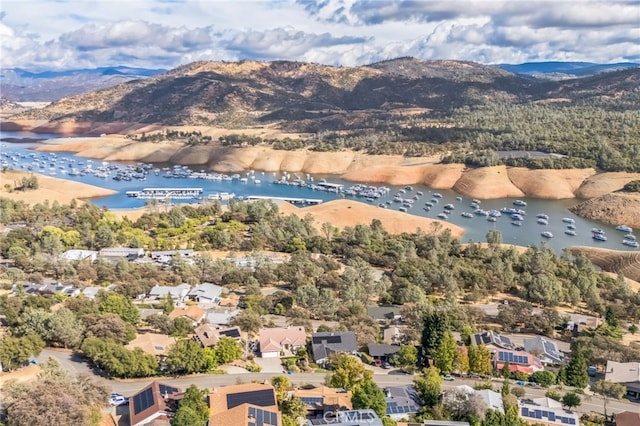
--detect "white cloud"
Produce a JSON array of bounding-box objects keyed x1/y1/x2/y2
[{"x1": 0, "y1": 0, "x2": 638, "y2": 71}]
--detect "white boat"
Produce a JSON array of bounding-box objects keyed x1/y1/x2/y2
[
  {"x1": 593, "y1": 234, "x2": 607, "y2": 241},
  {"x1": 624, "y1": 234, "x2": 636, "y2": 241},
  {"x1": 487, "y1": 216, "x2": 497, "y2": 222},
  {"x1": 592, "y1": 228, "x2": 605, "y2": 235},
  {"x1": 537, "y1": 218, "x2": 548, "y2": 225},
  {"x1": 444, "y1": 204, "x2": 455, "y2": 210},
  {"x1": 562, "y1": 218, "x2": 575, "y2": 224},
  {"x1": 461, "y1": 212, "x2": 473, "y2": 218},
  {"x1": 433, "y1": 193, "x2": 442, "y2": 198},
  {"x1": 541, "y1": 231, "x2": 554, "y2": 238},
  {"x1": 511, "y1": 221, "x2": 522, "y2": 226},
  {"x1": 565, "y1": 230, "x2": 577, "y2": 236},
  {"x1": 616, "y1": 225, "x2": 633, "y2": 233},
  {"x1": 622, "y1": 240, "x2": 639, "y2": 247},
  {"x1": 513, "y1": 200, "x2": 527, "y2": 206},
  {"x1": 536, "y1": 213, "x2": 549, "y2": 220},
  {"x1": 437, "y1": 213, "x2": 448, "y2": 219}
]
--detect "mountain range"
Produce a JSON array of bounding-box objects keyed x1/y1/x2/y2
[{"x1": 6, "y1": 58, "x2": 639, "y2": 133}]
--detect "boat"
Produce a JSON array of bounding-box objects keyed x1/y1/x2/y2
[
  {"x1": 433, "y1": 193, "x2": 442, "y2": 198},
  {"x1": 513, "y1": 200, "x2": 527, "y2": 206},
  {"x1": 461, "y1": 212, "x2": 473, "y2": 218},
  {"x1": 567, "y1": 224, "x2": 576, "y2": 230},
  {"x1": 537, "y1": 218, "x2": 548, "y2": 225},
  {"x1": 511, "y1": 221, "x2": 522, "y2": 226},
  {"x1": 541, "y1": 231, "x2": 554, "y2": 238},
  {"x1": 624, "y1": 234, "x2": 636, "y2": 241},
  {"x1": 472, "y1": 199, "x2": 481, "y2": 204},
  {"x1": 622, "y1": 240, "x2": 639, "y2": 247},
  {"x1": 399, "y1": 207, "x2": 407, "y2": 213},
  {"x1": 456, "y1": 196, "x2": 463, "y2": 201},
  {"x1": 536, "y1": 213, "x2": 549, "y2": 220},
  {"x1": 416, "y1": 191, "x2": 424, "y2": 196},
  {"x1": 425, "y1": 202, "x2": 434, "y2": 207},
  {"x1": 562, "y1": 218, "x2": 575, "y2": 224},
  {"x1": 423, "y1": 207, "x2": 431, "y2": 212},
  {"x1": 437, "y1": 213, "x2": 448, "y2": 219},
  {"x1": 616, "y1": 225, "x2": 633, "y2": 233},
  {"x1": 592, "y1": 234, "x2": 607, "y2": 241},
  {"x1": 487, "y1": 216, "x2": 497, "y2": 222},
  {"x1": 444, "y1": 204, "x2": 455, "y2": 210},
  {"x1": 592, "y1": 228, "x2": 605, "y2": 235},
  {"x1": 565, "y1": 230, "x2": 577, "y2": 236}
]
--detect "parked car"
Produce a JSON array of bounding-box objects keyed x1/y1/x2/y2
[
  {"x1": 110, "y1": 394, "x2": 128, "y2": 407},
  {"x1": 382, "y1": 362, "x2": 391, "y2": 369},
  {"x1": 442, "y1": 374, "x2": 455, "y2": 381}
]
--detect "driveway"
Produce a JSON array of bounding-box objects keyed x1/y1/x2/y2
[{"x1": 254, "y1": 356, "x2": 286, "y2": 374}]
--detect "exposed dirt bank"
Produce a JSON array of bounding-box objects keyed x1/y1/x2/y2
[
  {"x1": 567, "y1": 246, "x2": 640, "y2": 283},
  {"x1": 0, "y1": 170, "x2": 117, "y2": 205},
  {"x1": 277, "y1": 199, "x2": 464, "y2": 238},
  {"x1": 569, "y1": 192, "x2": 640, "y2": 229}
]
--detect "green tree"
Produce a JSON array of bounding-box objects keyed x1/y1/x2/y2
[
  {"x1": 529, "y1": 370, "x2": 556, "y2": 387},
  {"x1": 351, "y1": 380, "x2": 387, "y2": 417},
  {"x1": 0, "y1": 334, "x2": 45, "y2": 371},
  {"x1": 98, "y1": 294, "x2": 140, "y2": 325},
  {"x1": 214, "y1": 336, "x2": 243, "y2": 364},
  {"x1": 591, "y1": 379, "x2": 626, "y2": 417},
  {"x1": 561, "y1": 392, "x2": 581, "y2": 410},
  {"x1": 421, "y1": 311, "x2": 449, "y2": 364},
  {"x1": 391, "y1": 344, "x2": 418, "y2": 371},
  {"x1": 172, "y1": 385, "x2": 209, "y2": 426},
  {"x1": 271, "y1": 376, "x2": 291, "y2": 405},
  {"x1": 280, "y1": 396, "x2": 306, "y2": 420},
  {"x1": 327, "y1": 353, "x2": 372, "y2": 391},
  {"x1": 454, "y1": 345, "x2": 470, "y2": 374},
  {"x1": 414, "y1": 366, "x2": 442, "y2": 407},
  {"x1": 432, "y1": 330, "x2": 456, "y2": 374},
  {"x1": 166, "y1": 339, "x2": 212, "y2": 375},
  {"x1": 565, "y1": 346, "x2": 589, "y2": 389},
  {"x1": 468, "y1": 344, "x2": 492, "y2": 376},
  {"x1": 47, "y1": 307, "x2": 85, "y2": 349}
]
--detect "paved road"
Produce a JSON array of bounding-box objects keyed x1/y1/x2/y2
[{"x1": 38, "y1": 349, "x2": 638, "y2": 417}]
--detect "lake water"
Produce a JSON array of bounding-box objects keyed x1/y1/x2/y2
[{"x1": 1, "y1": 131, "x2": 637, "y2": 253}]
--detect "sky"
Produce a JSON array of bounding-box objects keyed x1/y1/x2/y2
[{"x1": 1, "y1": 0, "x2": 639, "y2": 71}]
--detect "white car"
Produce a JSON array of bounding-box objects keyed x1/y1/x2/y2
[{"x1": 109, "y1": 394, "x2": 128, "y2": 407}]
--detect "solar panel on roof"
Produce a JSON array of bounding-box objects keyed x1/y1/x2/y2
[
  {"x1": 158, "y1": 384, "x2": 179, "y2": 396},
  {"x1": 227, "y1": 389, "x2": 275, "y2": 409},
  {"x1": 387, "y1": 402, "x2": 397, "y2": 407},
  {"x1": 300, "y1": 397, "x2": 323, "y2": 405},
  {"x1": 221, "y1": 329, "x2": 241, "y2": 338},
  {"x1": 133, "y1": 388, "x2": 155, "y2": 415},
  {"x1": 312, "y1": 335, "x2": 342, "y2": 344}
]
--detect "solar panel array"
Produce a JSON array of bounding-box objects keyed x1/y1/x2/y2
[
  {"x1": 521, "y1": 407, "x2": 576, "y2": 425},
  {"x1": 247, "y1": 406, "x2": 278, "y2": 426},
  {"x1": 133, "y1": 388, "x2": 155, "y2": 415},
  {"x1": 227, "y1": 389, "x2": 276, "y2": 410},
  {"x1": 497, "y1": 351, "x2": 529, "y2": 364},
  {"x1": 385, "y1": 401, "x2": 417, "y2": 416},
  {"x1": 300, "y1": 397, "x2": 324, "y2": 405},
  {"x1": 158, "y1": 384, "x2": 179, "y2": 396},
  {"x1": 312, "y1": 335, "x2": 342, "y2": 344},
  {"x1": 221, "y1": 329, "x2": 241, "y2": 338},
  {"x1": 544, "y1": 341, "x2": 559, "y2": 356}
]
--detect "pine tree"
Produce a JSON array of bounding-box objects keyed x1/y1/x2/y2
[{"x1": 565, "y1": 347, "x2": 589, "y2": 389}]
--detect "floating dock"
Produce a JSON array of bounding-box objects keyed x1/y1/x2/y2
[
  {"x1": 126, "y1": 188, "x2": 203, "y2": 199},
  {"x1": 244, "y1": 195, "x2": 323, "y2": 205}
]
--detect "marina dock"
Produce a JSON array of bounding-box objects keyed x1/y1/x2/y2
[
  {"x1": 126, "y1": 188, "x2": 203, "y2": 199},
  {"x1": 244, "y1": 195, "x2": 323, "y2": 205}
]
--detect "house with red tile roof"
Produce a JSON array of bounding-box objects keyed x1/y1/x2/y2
[
  {"x1": 258, "y1": 326, "x2": 307, "y2": 358},
  {"x1": 493, "y1": 349, "x2": 544, "y2": 374}
]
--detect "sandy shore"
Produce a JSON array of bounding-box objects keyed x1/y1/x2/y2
[
  {"x1": 29, "y1": 135, "x2": 640, "y2": 201},
  {"x1": 0, "y1": 170, "x2": 117, "y2": 205}
]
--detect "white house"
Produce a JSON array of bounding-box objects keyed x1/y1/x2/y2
[
  {"x1": 146, "y1": 284, "x2": 191, "y2": 302},
  {"x1": 187, "y1": 283, "x2": 223, "y2": 305}
]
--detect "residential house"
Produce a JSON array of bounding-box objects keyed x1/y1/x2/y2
[
  {"x1": 382, "y1": 325, "x2": 407, "y2": 345},
  {"x1": 493, "y1": 349, "x2": 544, "y2": 374},
  {"x1": 604, "y1": 360, "x2": 640, "y2": 400},
  {"x1": 126, "y1": 333, "x2": 176, "y2": 357},
  {"x1": 384, "y1": 386, "x2": 420, "y2": 421},
  {"x1": 258, "y1": 326, "x2": 307, "y2": 358},
  {"x1": 99, "y1": 247, "x2": 144, "y2": 261},
  {"x1": 187, "y1": 283, "x2": 223, "y2": 305},
  {"x1": 194, "y1": 324, "x2": 241, "y2": 347},
  {"x1": 138, "y1": 308, "x2": 164, "y2": 320},
  {"x1": 146, "y1": 284, "x2": 191, "y2": 302},
  {"x1": 20, "y1": 282, "x2": 80, "y2": 298},
  {"x1": 446, "y1": 385, "x2": 504, "y2": 414},
  {"x1": 167, "y1": 305, "x2": 205, "y2": 326},
  {"x1": 303, "y1": 410, "x2": 383, "y2": 426},
  {"x1": 81, "y1": 285, "x2": 113, "y2": 299},
  {"x1": 205, "y1": 309, "x2": 240, "y2": 326},
  {"x1": 128, "y1": 381, "x2": 181, "y2": 426},
  {"x1": 208, "y1": 383, "x2": 281, "y2": 426},
  {"x1": 518, "y1": 397, "x2": 579, "y2": 425},
  {"x1": 367, "y1": 305, "x2": 403, "y2": 323},
  {"x1": 311, "y1": 331, "x2": 358, "y2": 365},
  {"x1": 367, "y1": 343, "x2": 400, "y2": 365},
  {"x1": 471, "y1": 331, "x2": 515, "y2": 351},
  {"x1": 615, "y1": 411, "x2": 640, "y2": 426},
  {"x1": 60, "y1": 249, "x2": 97, "y2": 262},
  {"x1": 150, "y1": 249, "x2": 194, "y2": 263},
  {"x1": 292, "y1": 385, "x2": 352, "y2": 418},
  {"x1": 523, "y1": 336, "x2": 564, "y2": 364}
]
